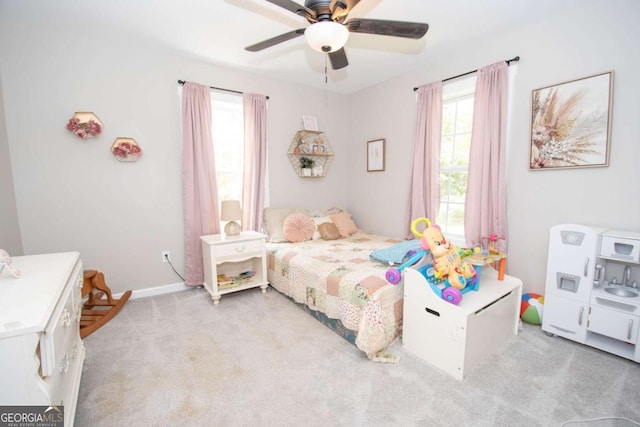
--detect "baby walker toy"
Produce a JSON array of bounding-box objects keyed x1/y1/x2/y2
[
  {"x1": 407, "y1": 217, "x2": 479, "y2": 305},
  {"x1": 385, "y1": 248, "x2": 429, "y2": 285},
  {"x1": 416, "y1": 262, "x2": 480, "y2": 305},
  {"x1": 412, "y1": 217, "x2": 479, "y2": 304}
]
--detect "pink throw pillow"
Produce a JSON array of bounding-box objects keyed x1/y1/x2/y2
[
  {"x1": 330, "y1": 211, "x2": 360, "y2": 237},
  {"x1": 283, "y1": 213, "x2": 314, "y2": 243}
]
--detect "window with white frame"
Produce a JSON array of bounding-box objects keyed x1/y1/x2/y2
[
  {"x1": 437, "y1": 77, "x2": 475, "y2": 241},
  {"x1": 211, "y1": 91, "x2": 244, "y2": 202}
]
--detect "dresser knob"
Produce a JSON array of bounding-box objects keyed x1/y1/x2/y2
[
  {"x1": 60, "y1": 354, "x2": 69, "y2": 373},
  {"x1": 235, "y1": 245, "x2": 245, "y2": 253},
  {"x1": 61, "y1": 309, "x2": 72, "y2": 327}
]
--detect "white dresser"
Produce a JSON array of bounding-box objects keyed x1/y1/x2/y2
[{"x1": 0, "y1": 252, "x2": 85, "y2": 426}]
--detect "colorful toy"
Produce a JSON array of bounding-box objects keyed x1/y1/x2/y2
[
  {"x1": 472, "y1": 243, "x2": 489, "y2": 257},
  {"x1": 408, "y1": 217, "x2": 479, "y2": 305},
  {"x1": 468, "y1": 239, "x2": 508, "y2": 281},
  {"x1": 520, "y1": 293, "x2": 544, "y2": 324},
  {"x1": 416, "y1": 263, "x2": 480, "y2": 305},
  {"x1": 385, "y1": 249, "x2": 428, "y2": 284},
  {"x1": 482, "y1": 234, "x2": 505, "y2": 255},
  {"x1": 411, "y1": 217, "x2": 477, "y2": 290}
]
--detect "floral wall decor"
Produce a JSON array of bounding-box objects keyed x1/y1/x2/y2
[
  {"x1": 66, "y1": 112, "x2": 103, "y2": 138},
  {"x1": 530, "y1": 71, "x2": 613, "y2": 170},
  {"x1": 111, "y1": 137, "x2": 142, "y2": 162}
]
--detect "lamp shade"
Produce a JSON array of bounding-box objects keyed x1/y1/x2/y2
[
  {"x1": 220, "y1": 200, "x2": 242, "y2": 221},
  {"x1": 304, "y1": 21, "x2": 349, "y2": 53}
]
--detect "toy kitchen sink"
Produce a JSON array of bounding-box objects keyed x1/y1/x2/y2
[{"x1": 542, "y1": 225, "x2": 640, "y2": 363}]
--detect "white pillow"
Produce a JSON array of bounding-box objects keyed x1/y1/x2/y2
[
  {"x1": 263, "y1": 208, "x2": 310, "y2": 242},
  {"x1": 312, "y1": 216, "x2": 333, "y2": 240}
]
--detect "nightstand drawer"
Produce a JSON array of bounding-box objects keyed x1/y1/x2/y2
[{"x1": 215, "y1": 239, "x2": 264, "y2": 260}]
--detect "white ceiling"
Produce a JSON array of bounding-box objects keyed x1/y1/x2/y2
[{"x1": 0, "y1": 0, "x2": 581, "y2": 94}]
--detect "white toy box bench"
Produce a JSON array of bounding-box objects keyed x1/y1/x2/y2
[{"x1": 402, "y1": 261, "x2": 522, "y2": 380}]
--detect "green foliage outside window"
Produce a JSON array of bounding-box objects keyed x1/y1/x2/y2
[{"x1": 439, "y1": 94, "x2": 474, "y2": 238}]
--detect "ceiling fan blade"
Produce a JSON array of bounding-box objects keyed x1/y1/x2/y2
[
  {"x1": 330, "y1": 0, "x2": 361, "y2": 21},
  {"x1": 328, "y1": 48, "x2": 349, "y2": 70},
  {"x1": 245, "y1": 28, "x2": 306, "y2": 52},
  {"x1": 266, "y1": 0, "x2": 315, "y2": 20},
  {"x1": 345, "y1": 18, "x2": 429, "y2": 39}
]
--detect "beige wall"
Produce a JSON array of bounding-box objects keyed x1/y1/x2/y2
[
  {"x1": 0, "y1": 73, "x2": 23, "y2": 256},
  {"x1": 346, "y1": 0, "x2": 640, "y2": 294},
  {"x1": 0, "y1": 22, "x2": 350, "y2": 294},
  {"x1": 2, "y1": 1, "x2": 639, "y2": 296}
]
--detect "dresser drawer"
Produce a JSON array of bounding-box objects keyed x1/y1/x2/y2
[
  {"x1": 40, "y1": 336, "x2": 85, "y2": 415},
  {"x1": 215, "y1": 238, "x2": 264, "y2": 260},
  {"x1": 39, "y1": 262, "x2": 83, "y2": 378}
]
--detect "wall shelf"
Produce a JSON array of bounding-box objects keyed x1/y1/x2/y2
[{"x1": 287, "y1": 130, "x2": 334, "y2": 178}]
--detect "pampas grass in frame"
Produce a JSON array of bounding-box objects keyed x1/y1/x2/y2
[{"x1": 529, "y1": 71, "x2": 613, "y2": 170}]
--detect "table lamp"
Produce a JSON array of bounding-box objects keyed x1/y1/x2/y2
[{"x1": 221, "y1": 200, "x2": 242, "y2": 237}]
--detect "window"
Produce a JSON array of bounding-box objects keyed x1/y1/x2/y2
[
  {"x1": 437, "y1": 77, "x2": 475, "y2": 241},
  {"x1": 211, "y1": 91, "x2": 244, "y2": 202}
]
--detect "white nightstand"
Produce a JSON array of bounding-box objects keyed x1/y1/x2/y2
[{"x1": 200, "y1": 231, "x2": 269, "y2": 305}]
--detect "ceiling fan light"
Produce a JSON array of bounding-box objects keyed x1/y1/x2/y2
[{"x1": 304, "y1": 21, "x2": 349, "y2": 53}]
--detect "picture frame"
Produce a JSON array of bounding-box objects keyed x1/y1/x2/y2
[
  {"x1": 302, "y1": 115, "x2": 318, "y2": 131},
  {"x1": 530, "y1": 71, "x2": 614, "y2": 170},
  {"x1": 367, "y1": 139, "x2": 385, "y2": 172}
]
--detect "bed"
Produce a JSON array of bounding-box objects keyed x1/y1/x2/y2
[{"x1": 263, "y1": 207, "x2": 407, "y2": 362}]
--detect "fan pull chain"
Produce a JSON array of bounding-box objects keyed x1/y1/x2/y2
[{"x1": 325, "y1": 54, "x2": 328, "y2": 84}]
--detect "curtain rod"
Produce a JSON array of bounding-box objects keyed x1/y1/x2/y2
[
  {"x1": 412, "y1": 56, "x2": 520, "y2": 92},
  {"x1": 177, "y1": 80, "x2": 269, "y2": 100}
]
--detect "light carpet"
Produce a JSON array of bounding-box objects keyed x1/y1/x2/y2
[{"x1": 75, "y1": 287, "x2": 640, "y2": 426}]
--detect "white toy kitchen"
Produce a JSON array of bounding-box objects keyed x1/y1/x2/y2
[{"x1": 542, "y1": 224, "x2": 640, "y2": 363}]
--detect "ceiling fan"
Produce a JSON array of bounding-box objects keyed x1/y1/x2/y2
[{"x1": 245, "y1": 0, "x2": 429, "y2": 70}]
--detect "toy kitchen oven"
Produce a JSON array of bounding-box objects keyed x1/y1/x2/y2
[{"x1": 542, "y1": 224, "x2": 640, "y2": 363}]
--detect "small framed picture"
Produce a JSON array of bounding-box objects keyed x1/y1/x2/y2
[
  {"x1": 367, "y1": 139, "x2": 385, "y2": 172},
  {"x1": 302, "y1": 115, "x2": 318, "y2": 131}
]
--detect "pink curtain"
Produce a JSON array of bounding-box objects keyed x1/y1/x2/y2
[
  {"x1": 182, "y1": 82, "x2": 220, "y2": 286},
  {"x1": 241, "y1": 93, "x2": 268, "y2": 232},
  {"x1": 464, "y1": 62, "x2": 508, "y2": 251},
  {"x1": 405, "y1": 81, "x2": 443, "y2": 238}
]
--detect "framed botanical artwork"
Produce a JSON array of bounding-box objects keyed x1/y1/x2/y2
[
  {"x1": 302, "y1": 115, "x2": 318, "y2": 131},
  {"x1": 367, "y1": 139, "x2": 385, "y2": 172},
  {"x1": 530, "y1": 71, "x2": 614, "y2": 170}
]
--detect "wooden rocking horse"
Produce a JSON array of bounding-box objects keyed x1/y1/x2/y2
[{"x1": 80, "y1": 270, "x2": 132, "y2": 338}]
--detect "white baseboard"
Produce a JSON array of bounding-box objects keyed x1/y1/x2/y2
[{"x1": 112, "y1": 281, "x2": 191, "y2": 300}]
